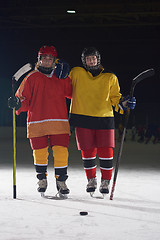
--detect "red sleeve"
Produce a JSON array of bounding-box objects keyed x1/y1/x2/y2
[
  {"x1": 63, "y1": 76, "x2": 72, "y2": 99},
  {"x1": 15, "y1": 72, "x2": 33, "y2": 115}
]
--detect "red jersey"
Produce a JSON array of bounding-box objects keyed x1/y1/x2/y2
[{"x1": 16, "y1": 70, "x2": 72, "y2": 138}]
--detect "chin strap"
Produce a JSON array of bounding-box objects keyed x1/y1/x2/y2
[
  {"x1": 85, "y1": 64, "x2": 100, "y2": 71},
  {"x1": 37, "y1": 66, "x2": 54, "y2": 75}
]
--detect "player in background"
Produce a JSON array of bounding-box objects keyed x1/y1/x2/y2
[
  {"x1": 69, "y1": 47, "x2": 136, "y2": 195},
  {"x1": 8, "y1": 45, "x2": 72, "y2": 197}
]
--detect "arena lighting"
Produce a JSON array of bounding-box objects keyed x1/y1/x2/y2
[{"x1": 67, "y1": 10, "x2": 76, "y2": 13}]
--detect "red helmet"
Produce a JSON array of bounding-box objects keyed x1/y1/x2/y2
[{"x1": 38, "y1": 45, "x2": 57, "y2": 58}]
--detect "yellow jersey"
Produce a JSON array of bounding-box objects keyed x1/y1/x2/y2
[{"x1": 69, "y1": 67, "x2": 123, "y2": 129}]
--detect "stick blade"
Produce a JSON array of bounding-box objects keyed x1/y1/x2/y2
[
  {"x1": 130, "y1": 68, "x2": 155, "y2": 97},
  {"x1": 133, "y1": 68, "x2": 155, "y2": 83},
  {"x1": 13, "y1": 63, "x2": 32, "y2": 81}
]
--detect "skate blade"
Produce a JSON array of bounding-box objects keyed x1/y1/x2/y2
[
  {"x1": 56, "y1": 192, "x2": 68, "y2": 199},
  {"x1": 90, "y1": 192, "x2": 94, "y2": 197},
  {"x1": 41, "y1": 192, "x2": 45, "y2": 198},
  {"x1": 101, "y1": 193, "x2": 107, "y2": 199},
  {"x1": 89, "y1": 192, "x2": 104, "y2": 199},
  {"x1": 40, "y1": 192, "x2": 68, "y2": 200}
]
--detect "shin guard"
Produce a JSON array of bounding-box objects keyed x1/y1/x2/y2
[
  {"x1": 52, "y1": 145, "x2": 68, "y2": 179},
  {"x1": 81, "y1": 148, "x2": 97, "y2": 179},
  {"x1": 98, "y1": 147, "x2": 113, "y2": 180},
  {"x1": 33, "y1": 147, "x2": 49, "y2": 179}
]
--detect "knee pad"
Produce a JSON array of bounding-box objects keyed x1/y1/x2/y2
[
  {"x1": 33, "y1": 147, "x2": 49, "y2": 165},
  {"x1": 52, "y1": 145, "x2": 68, "y2": 168}
]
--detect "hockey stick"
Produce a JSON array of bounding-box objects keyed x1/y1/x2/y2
[
  {"x1": 12, "y1": 63, "x2": 32, "y2": 199},
  {"x1": 110, "y1": 68, "x2": 155, "y2": 200}
]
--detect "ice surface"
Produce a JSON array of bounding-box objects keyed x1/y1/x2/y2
[{"x1": 0, "y1": 127, "x2": 160, "y2": 240}]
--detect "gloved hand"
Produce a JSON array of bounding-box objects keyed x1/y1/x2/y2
[
  {"x1": 8, "y1": 96, "x2": 21, "y2": 110},
  {"x1": 54, "y1": 59, "x2": 70, "y2": 79},
  {"x1": 127, "y1": 96, "x2": 136, "y2": 109},
  {"x1": 119, "y1": 96, "x2": 136, "y2": 111}
]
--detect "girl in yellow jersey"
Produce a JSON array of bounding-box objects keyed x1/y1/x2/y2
[{"x1": 69, "y1": 47, "x2": 136, "y2": 195}]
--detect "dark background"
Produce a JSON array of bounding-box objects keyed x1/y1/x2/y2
[{"x1": 0, "y1": 0, "x2": 160, "y2": 128}]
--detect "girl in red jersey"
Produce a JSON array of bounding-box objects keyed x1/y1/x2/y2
[{"x1": 8, "y1": 46, "x2": 72, "y2": 196}]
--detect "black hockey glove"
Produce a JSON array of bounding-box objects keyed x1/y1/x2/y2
[
  {"x1": 54, "y1": 59, "x2": 70, "y2": 79},
  {"x1": 8, "y1": 96, "x2": 21, "y2": 110}
]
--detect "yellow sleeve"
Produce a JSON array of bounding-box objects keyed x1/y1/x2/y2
[
  {"x1": 110, "y1": 75, "x2": 124, "y2": 114},
  {"x1": 69, "y1": 67, "x2": 80, "y2": 85}
]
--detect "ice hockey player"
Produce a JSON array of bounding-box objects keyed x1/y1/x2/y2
[
  {"x1": 69, "y1": 47, "x2": 136, "y2": 196},
  {"x1": 8, "y1": 45, "x2": 72, "y2": 197}
]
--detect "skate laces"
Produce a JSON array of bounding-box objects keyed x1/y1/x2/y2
[
  {"x1": 100, "y1": 179, "x2": 110, "y2": 189},
  {"x1": 87, "y1": 178, "x2": 97, "y2": 188},
  {"x1": 57, "y1": 180, "x2": 68, "y2": 190},
  {"x1": 38, "y1": 179, "x2": 47, "y2": 188}
]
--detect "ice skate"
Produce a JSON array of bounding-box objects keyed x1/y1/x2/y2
[
  {"x1": 37, "y1": 179, "x2": 48, "y2": 196},
  {"x1": 99, "y1": 179, "x2": 110, "y2": 196},
  {"x1": 56, "y1": 175, "x2": 70, "y2": 198},
  {"x1": 86, "y1": 178, "x2": 97, "y2": 196}
]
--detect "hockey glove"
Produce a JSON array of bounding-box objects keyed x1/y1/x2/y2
[
  {"x1": 119, "y1": 96, "x2": 136, "y2": 112},
  {"x1": 127, "y1": 96, "x2": 136, "y2": 109},
  {"x1": 8, "y1": 96, "x2": 21, "y2": 110},
  {"x1": 54, "y1": 59, "x2": 70, "y2": 79},
  {"x1": 119, "y1": 96, "x2": 130, "y2": 112}
]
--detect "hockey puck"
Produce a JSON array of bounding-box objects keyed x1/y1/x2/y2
[{"x1": 79, "y1": 211, "x2": 88, "y2": 216}]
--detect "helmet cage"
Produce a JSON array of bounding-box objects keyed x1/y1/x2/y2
[
  {"x1": 37, "y1": 45, "x2": 57, "y2": 74},
  {"x1": 81, "y1": 47, "x2": 101, "y2": 70}
]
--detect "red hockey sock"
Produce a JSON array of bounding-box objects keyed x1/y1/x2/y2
[
  {"x1": 98, "y1": 147, "x2": 113, "y2": 180},
  {"x1": 81, "y1": 148, "x2": 97, "y2": 179}
]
